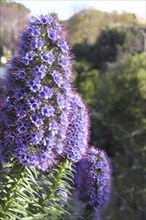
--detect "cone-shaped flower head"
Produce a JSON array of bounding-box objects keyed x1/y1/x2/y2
[
  {"x1": 0, "y1": 14, "x2": 73, "y2": 170},
  {"x1": 75, "y1": 147, "x2": 111, "y2": 207},
  {"x1": 64, "y1": 93, "x2": 89, "y2": 162}
]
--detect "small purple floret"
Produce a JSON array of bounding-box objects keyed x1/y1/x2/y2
[
  {"x1": 39, "y1": 15, "x2": 53, "y2": 24},
  {"x1": 30, "y1": 132, "x2": 43, "y2": 145},
  {"x1": 40, "y1": 51, "x2": 54, "y2": 64},
  {"x1": 51, "y1": 70, "x2": 63, "y2": 87},
  {"x1": 33, "y1": 64, "x2": 47, "y2": 79},
  {"x1": 16, "y1": 68, "x2": 26, "y2": 80},
  {"x1": 28, "y1": 97, "x2": 41, "y2": 110},
  {"x1": 47, "y1": 28, "x2": 60, "y2": 41},
  {"x1": 30, "y1": 37, "x2": 44, "y2": 50},
  {"x1": 39, "y1": 86, "x2": 54, "y2": 99},
  {"x1": 42, "y1": 105, "x2": 55, "y2": 117},
  {"x1": 14, "y1": 88, "x2": 26, "y2": 100},
  {"x1": 22, "y1": 51, "x2": 35, "y2": 65},
  {"x1": 58, "y1": 40, "x2": 69, "y2": 53},
  {"x1": 30, "y1": 114, "x2": 43, "y2": 127},
  {"x1": 28, "y1": 79, "x2": 41, "y2": 92}
]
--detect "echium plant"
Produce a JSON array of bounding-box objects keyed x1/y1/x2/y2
[
  {"x1": 0, "y1": 14, "x2": 73, "y2": 170},
  {"x1": 0, "y1": 14, "x2": 111, "y2": 220}
]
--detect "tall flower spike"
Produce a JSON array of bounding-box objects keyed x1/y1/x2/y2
[
  {"x1": 0, "y1": 14, "x2": 73, "y2": 170},
  {"x1": 75, "y1": 147, "x2": 111, "y2": 208},
  {"x1": 64, "y1": 93, "x2": 90, "y2": 162}
]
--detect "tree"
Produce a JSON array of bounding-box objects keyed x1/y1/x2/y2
[
  {"x1": 90, "y1": 53, "x2": 145, "y2": 220},
  {"x1": 72, "y1": 25, "x2": 144, "y2": 70},
  {"x1": 66, "y1": 9, "x2": 143, "y2": 46},
  {"x1": 0, "y1": 0, "x2": 30, "y2": 57},
  {"x1": 74, "y1": 60, "x2": 99, "y2": 105}
]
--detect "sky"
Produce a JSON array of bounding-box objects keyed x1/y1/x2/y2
[{"x1": 15, "y1": 0, "x2": 146, "y2": 21}]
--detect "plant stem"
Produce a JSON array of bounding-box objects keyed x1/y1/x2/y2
[
  {"x1": 42, "y1": 159, "x2": 72, "y2": 206},
  {"x1": 83, "y1": 205, "x2": 101, "y2": 220},
  {"x1": 83, "y1": 205, "x2": 94, "y2": 220},
  {"x1": 2, "y1": 161, "x2": 25, "y2": 215}
]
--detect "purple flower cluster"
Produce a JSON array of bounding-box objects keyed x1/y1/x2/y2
[
  {"x1": 75, "y1": 147, "x2": 111, "y2": 208},
  {"x1": 0, "y1": 12, "x2": 110, "y2": 211},
  {"x1": 64, "y1": 94, "x2": 89, "y2": 162},
  {"x1": 0, "y1": 15, "x2": 112, "y2": 209},
  {"x1": 0, "y1": 14, "x2": 73, "y2": 170}
]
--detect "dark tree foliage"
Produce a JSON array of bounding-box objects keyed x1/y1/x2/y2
[
  {"x1": 0, "y1": 0, "x2": 30, "y2": 56},
  {"x1": 69, "y1": 11, "x2": 145, "y2": 219},
  {"x1": 74, "y1": 53, "x2": 145, "y2": 220},
  {"x1": 72, "y1": 26, "x2": 143, "y2": 70},
  {"x1": 66, "y1": 9, "x2": 141, "y2": 46}
]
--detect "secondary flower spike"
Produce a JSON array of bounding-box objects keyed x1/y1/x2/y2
[
  {"x1": 75, "y1": 147, "x2": 111, "y2": 208},
  {"x1": 0, "y1": 14, "x2": 73, "y2": 170},
  {"x1": 64, "y1": 93, "x2": 90, "y2": 162}
]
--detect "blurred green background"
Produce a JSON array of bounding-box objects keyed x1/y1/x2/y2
[{"x1": 0, "y1": 1, "x2": 145, "y2": 220}]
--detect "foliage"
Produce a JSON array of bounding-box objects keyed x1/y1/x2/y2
[
  {"x1": 0, "y1": 159, "x2": 74, "y2": 220},
  {"x1": 93, "y1": 53, "x2": 145, "y2": 220},
  {"x1": 74, "y1": 52, "x2": 145, "y2": 220},
  {"x1": 67, "y1": 9, "x2": 143, "y2": 46},
  {"x1": 74, "y1": 61, "x2": 99, "y2": 105},
  {"x1": 0, "y1": 0, "x2": 30, "y2": 57},
  {"x1": 91, "y1": 53, "x2": 145, "y2": 153},
  {"x1": 72, "y1": 25, "x2": 144, "y2": 70},
  {"x1": 65, "y1": 12, "x2": 145, "y2": 220}
]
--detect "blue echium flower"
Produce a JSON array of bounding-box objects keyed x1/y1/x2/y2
[
  {"x1": 64, "y1": 93, "x2": 89, "y2": 162},
  {"x1": 0, "y1": 14, "x2": 73, "y2": 170},
  {"x1": 75, "y1": 147, "x2": 111, "y2": 208}
]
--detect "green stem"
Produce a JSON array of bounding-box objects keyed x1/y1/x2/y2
[
  {"x1": 83, "y1": 205, "x2": 101, "y2": 220},
  {"x1": 42, "y1": 159, "x2": 72, "y2": 206},
  {"x1": 83, "y1": 205, "x2": 94, "y2": 220},
  {"x1": 2, "y1": 161, "x2": 25, "y2": 214},
  {"x1": 0, "y1": 161, "x2": 3, "y2": 170}
]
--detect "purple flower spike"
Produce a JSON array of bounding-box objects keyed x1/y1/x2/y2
[
  {"x1": 75, "y1": 147, "x2": 111, "y2": 208},
  {"x1": 64, "y1": 93, "x2": 89, "y2": 162},
  {"x1": 0, "y1": 14, "x2": 74, "y2": 170},
  {"x1": 15, "y1": 104, "x2": 28, "y2": 119}
]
